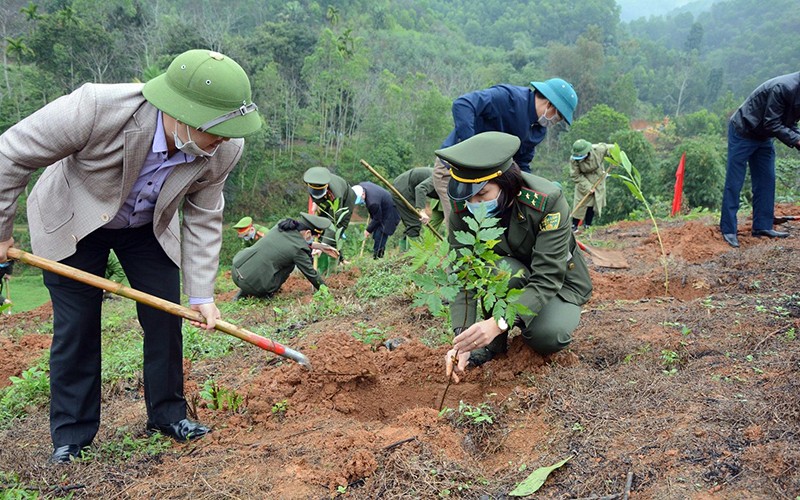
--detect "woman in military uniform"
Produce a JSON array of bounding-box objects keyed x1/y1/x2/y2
[
  {"x1": 437, "y1": 132, "x2": 593, "y2": 383},
  {"x1": 231, "y1": 213, "x2": 336, "y2": 299}
]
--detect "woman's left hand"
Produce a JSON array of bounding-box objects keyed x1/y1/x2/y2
[{"x1": 452, "y1": 318, "x2": 503, "y2": 353}]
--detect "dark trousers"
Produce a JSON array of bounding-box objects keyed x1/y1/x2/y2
[
  {"x1": 372, "y1": 227, "x2": 390, "y2": 257},
  {"x1": 44, "y1": 226, "x2": 185, "y2": 448},
  {"x1": 720, "y1": 122, "x2": 776, "y2": 234}
]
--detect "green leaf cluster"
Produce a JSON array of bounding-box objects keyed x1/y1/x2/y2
[
  {"x1": 0, "y1": 364, "x2": 50, "y2": 427},
  {"x1": 407, "y1": 205, "x2": 530, "y2": 328},
  {"x1": 200, "y1": 379, "x2": 244, "y2": 412}
]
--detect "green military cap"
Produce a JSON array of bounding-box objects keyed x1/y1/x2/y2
[
  {"x1": 233, "y1": 216, "x2": 253, "y2": 229},
  {"x1": 142, "y1": 49, "x2": 261, "y2": 138},
  {"x1": 435, "y1": 131, "x2": 521, "y2": 201},
  {"x1": 299, "y1": 213, "x2": 332, "y2": 235},
  {"x1": 571, "y1": 139, "x2": 591, "y2": 160},
  {"x1": 303, "y1": 167, "x2": 332, "y2": 199}
]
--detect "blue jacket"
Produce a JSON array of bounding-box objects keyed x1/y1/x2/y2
[
  {"x1": 441, "y1": 84, "x2": 546, "y2": 172},
  {"x1": 361, "y1": 182, "x2": 400, "y2": 235}
]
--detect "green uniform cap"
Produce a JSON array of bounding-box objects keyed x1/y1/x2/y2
[
  {"x1": 142, "y1": 49, "x2": 261, "y2": 138},
  {"x1": 303, "y1": 167, "x2": 332, "y2": 199},
  {"x1": 233, "y1": 216, "x2": 253, "y2": 229},
  {"x1": 571, "y1": 139, "x2": 592, "y2": 159},
  {"x1": 435, "y1": 131, "x2": 521, "y2": 201},
  {"x1": 299, "y1": 213, "x2": 332, "y2": 235},
  {"x1": 530, "y1": 78, "x2": 578, "y2": 125}
]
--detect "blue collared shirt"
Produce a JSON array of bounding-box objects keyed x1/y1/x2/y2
[
  {"x1": 105, "y1": 112, "x2": 212, "y2": 305},
  {"x1": 105, "y1": 112, "x2": 195, "y2": 229}
]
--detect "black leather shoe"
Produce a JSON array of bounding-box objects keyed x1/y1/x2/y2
[
  {"x1": 49, "y1": 444, "x2": 83, "y2": 464},
  {"x1": 752, "y1": 229, "x2": 789, "y2": 238},
  {"x1": 722, "y1": 233, "x2": 739, "y2": 248},
  {"x1": 146, "y1": 419, "x2": 210, "y2": 441}
]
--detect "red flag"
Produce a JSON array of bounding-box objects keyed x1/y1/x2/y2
[{"x1": 671, "y1": 152, "x2": 686, "y2": 217}]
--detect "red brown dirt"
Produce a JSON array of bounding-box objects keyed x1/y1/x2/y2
[{"x1": 2, "y1": 212, "x2": 800, "y2": 498}]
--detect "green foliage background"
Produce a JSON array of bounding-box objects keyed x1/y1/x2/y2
[{"x1": 1, "y1": 0, "x2": 799, "y2": 260}]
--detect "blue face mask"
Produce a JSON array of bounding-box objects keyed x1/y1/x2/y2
[
  {"x1": 466, "y1": 193, "x2": 500, "y2": 216},
  {"x1": 355, "y1": 195, "x2": 365, "y2": 205}
]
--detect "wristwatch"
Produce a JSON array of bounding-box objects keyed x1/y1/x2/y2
[{"x1": 496, "y1": 317, "x2": 509, "y2": 332}]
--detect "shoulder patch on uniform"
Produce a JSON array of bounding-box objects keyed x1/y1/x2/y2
[
  {"x1": 539, "y1": 212, "x2": 561, "y2": 231},
  {"x1": 518, "y1": 187, "x2": 547, "y2": 211},
  {"x1": 451, "y1": 199, "x2": 468, "y2": 213}
]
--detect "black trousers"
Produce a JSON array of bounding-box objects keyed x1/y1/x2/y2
[{"x1": 44, "y1": 226, "x2": 185, "y2": 448}]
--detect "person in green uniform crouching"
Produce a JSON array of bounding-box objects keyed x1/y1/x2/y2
[
  {"x1": 231, "y1": 213, "x2": 338, "y2": 299},
  {"x1": 438, "y1": 132, "x2": 593, "y2": 383}
]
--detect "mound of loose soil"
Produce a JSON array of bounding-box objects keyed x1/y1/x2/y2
[{"x1": 2, "y1": 211, "x2": 800, "y2": 498}]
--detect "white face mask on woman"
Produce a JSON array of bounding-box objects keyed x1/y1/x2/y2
[{"x1": 174, "y1": 122, "x2": 218, "y2": 157}]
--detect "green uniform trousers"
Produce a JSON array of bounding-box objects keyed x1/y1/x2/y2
[{"x1": 485, "y1": 256, "x2": 581, "y2": 355}]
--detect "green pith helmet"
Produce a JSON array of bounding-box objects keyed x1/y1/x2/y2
[
  {"x1": 303, "y1": 167, "x2": 332, "y2": 199},
  {"x1": 571, "y1": 139, "x2": 592, "y2": 160},
  {"x1": 299, "y1": 213, "x2": 332, "y2": 235},
  {"x1": 435, "y1": 131, "x2": 521, "y2": 201},
  {"x1": 530, "y1": 78, "x2": 578, "y2": 125},
  {"x1": 142, "y1": 49, "x2": 261, "y2": 138},
  {"x1": 233, "y1": 216, "x2": 253, "y2": 229}
]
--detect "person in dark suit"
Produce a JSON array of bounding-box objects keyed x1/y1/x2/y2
[
  {"x1": 353, "y1": 182, "x2": 401, "y2": 259},
  {"x1": 720, "y1": 72, "x2": 800, "y2": 247},
  {"x1": 0, "y1": 49, "x2": 261, "y2": 463}
]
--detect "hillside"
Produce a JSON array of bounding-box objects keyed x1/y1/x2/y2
[{"x1": 1, "y1": 211, "x2": 799, "y2": 498}]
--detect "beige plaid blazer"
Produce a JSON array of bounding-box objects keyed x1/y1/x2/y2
[{"x1": 0, "y1": 83, "x2": 245, "y2": 297}]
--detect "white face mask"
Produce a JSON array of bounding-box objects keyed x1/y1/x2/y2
[
  {"x1": 537, "y1": 106, "x2": 560, "y2": 128},
  {"x1": 240, "y1": 227, "x2": 256, "y2": 240},
  {"x1": 174, "y1": 122, "x2": 218, "y2": 158}
]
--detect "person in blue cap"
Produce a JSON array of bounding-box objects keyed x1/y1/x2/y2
[
  {"x1": 432, "y1": 78, "x2": 579, "y2": 227},
  {"x1": 437, "y1": 132, "x2": 592, "y2": 383}
]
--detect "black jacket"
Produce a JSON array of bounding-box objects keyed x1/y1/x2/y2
[
  {"x1": 361, "y1": 181, "x2": 400, "y2": 235},
  {"x1": 730, "y1": 72, "x2": 800, "y2": 148}
]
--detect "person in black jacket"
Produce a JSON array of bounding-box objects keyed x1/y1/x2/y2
[
  {"x1": 720, "y1": 72, "x2": 800, "y2": 248},
  {"x1": 353, "y1": 182, "x2": 401, "y2": 258}
]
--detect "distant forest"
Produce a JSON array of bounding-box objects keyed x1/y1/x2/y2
[{"x1": 1, "y1": 0, "x2": 799, "y2": 226}]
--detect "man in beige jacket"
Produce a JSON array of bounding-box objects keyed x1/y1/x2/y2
[{"x1": 0, "y1": 49, "x2": 261, "y2": 463}]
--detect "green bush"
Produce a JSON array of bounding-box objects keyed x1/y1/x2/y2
[
  {"x1": 659, "y1": 137, "x2": 726, "y2": 212},
  {"x1": 0, "y1": 363, "x2": 50, "y2": 427}
]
